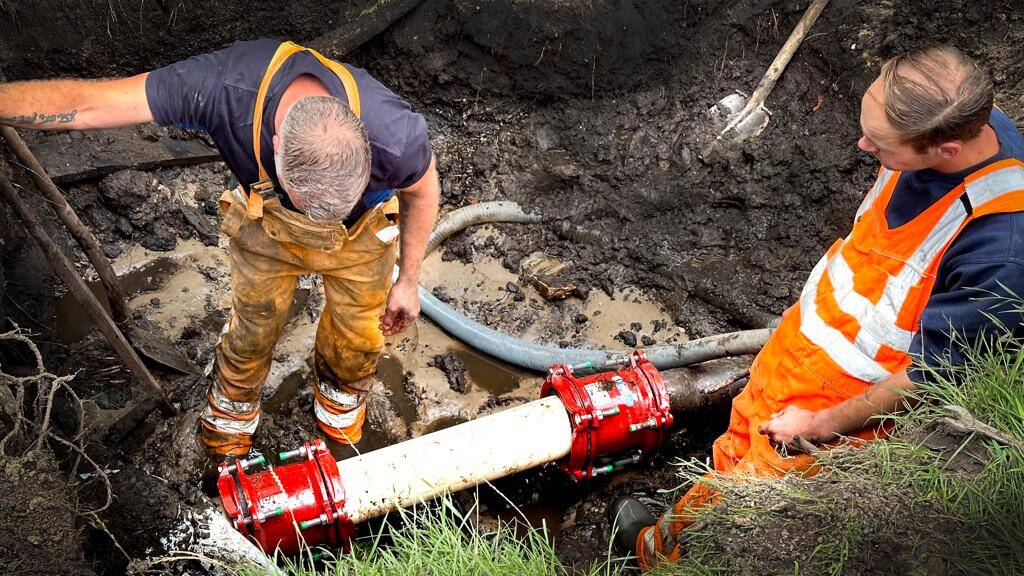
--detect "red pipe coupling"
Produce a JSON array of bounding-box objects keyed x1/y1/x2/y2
[
  {"x1": 217, "y1": 439, "x2": 354, "y2": 555},
  {"x1": 541, "y1": 350, "x2": 673, "y2": 481}
]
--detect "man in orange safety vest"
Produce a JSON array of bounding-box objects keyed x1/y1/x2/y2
[{"x1": 611, "y1": 44, "x2": 1024, "y2": 569}]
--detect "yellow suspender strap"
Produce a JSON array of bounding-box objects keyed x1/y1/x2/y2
[{"x1": 251, "y1": 41, "x2": 362, "y2": 187}]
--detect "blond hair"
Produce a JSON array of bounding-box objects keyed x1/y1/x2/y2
[
  {"x1": 880, "y1": 45, "x2": 993, "y2": 153},
  {"x1": 278, "y1": 95, "x2": 370, "y2": 221}
]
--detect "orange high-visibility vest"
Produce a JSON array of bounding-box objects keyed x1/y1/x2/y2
[{"x1": 714, "y1": 158, "x2": 1024, "y2": 475}]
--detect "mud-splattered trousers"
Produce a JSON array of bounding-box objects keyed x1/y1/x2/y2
[
  {"x1": 636, "y1": 159, "x2": 1024, "y2": 568},
  {"x1": 200, "y1": 187, "x2": 399, "y2": 456}
]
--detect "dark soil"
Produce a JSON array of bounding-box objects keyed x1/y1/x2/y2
[
  {"x1": 681, "y1": 466, "x2": 954, "y2": 576},
  {"x1": 73, "y1": 164, "x2": 230, "y2": 257},
  {"x1": 0, "y1": 450, "x2": 95, "y2": 576},
  {"x1": 1, "y1": 0, "x2": 1023, "y2": 573}
]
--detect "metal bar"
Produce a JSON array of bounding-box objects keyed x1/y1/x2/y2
[{"x1": 0, "y1": 160, "x2": 176, "y2": 416}]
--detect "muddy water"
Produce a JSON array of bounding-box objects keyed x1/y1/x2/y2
[
  {"x1": 263, "y1": 371, "x2": 306, "y2": 414},
  {"x1": 55, "y1": 256, "x2": 179, "y2": 343},
  {"x1": 376, "y1": 353, "x2": 419, "y2": 424},
  {"x1": 455, "y1": 348, "x2": 524, "y2": 395},
  {"x1": 419, "y1": 414, "x2": 469, "y2": 434}
]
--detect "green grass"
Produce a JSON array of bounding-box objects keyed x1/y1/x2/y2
[{"x1": 232, "y1": 497, "x2": 628, "y2": 576}]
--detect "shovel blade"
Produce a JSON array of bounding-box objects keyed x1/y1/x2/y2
[{"x1": 127, "y1": 325, "x2": 200, "y2": 375}]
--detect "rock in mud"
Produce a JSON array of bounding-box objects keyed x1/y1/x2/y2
[
  {"x1": 521, "y1": 252, "x2": 577, "y2": 301},
  {"x1": 441, "y1": 229, "x2": 475, "y2": 264},
  {"x1": 616, "y1": 330, "x2": 638, "y2": 348},
  {"x1": 432, "y1": 352, "x2": 470, "y2": 394}
]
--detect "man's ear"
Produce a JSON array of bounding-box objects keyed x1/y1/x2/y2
[
  {"x1": 937, "y1": 141, "x2": 963, "y2": 159},
  {"x1": 272, "y1": 134, "x2": 281, "y2": 155}
]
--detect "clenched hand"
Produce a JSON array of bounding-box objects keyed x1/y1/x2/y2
[
  {"x1": 758, "y1": 405, "x2": 836, "y2": 446},
  {"x1": 379, "y1": 279, "x2": 420, "y2": 336}
]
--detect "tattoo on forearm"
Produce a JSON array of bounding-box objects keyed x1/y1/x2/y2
[{"x1": 0, "y1": 109, "x2": 78, "y2": 126}]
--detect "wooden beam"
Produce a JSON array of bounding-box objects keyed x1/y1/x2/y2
[{"x1": 18, "y1": 126, "x2": 220, "y2": 184}]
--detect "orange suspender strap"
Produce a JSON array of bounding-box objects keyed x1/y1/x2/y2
[{"x1": 247, "y1": 41, "x2": 362, "y2": 219}]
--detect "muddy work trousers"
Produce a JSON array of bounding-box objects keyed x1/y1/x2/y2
[{"x1": 200, "y1": 188, "x2": 398, "y2": 457}]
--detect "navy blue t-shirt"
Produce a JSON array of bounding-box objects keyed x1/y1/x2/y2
[
  {"x1": 885, "y1": 109, "x2": 1024, "y2": 381},
  {"x1": 144, "y1": 38, "x2": 432, "y2": 220}
]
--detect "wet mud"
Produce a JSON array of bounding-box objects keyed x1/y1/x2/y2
[{"x1": 1, "y1": 0, "x2": 1023, "y2": 573}]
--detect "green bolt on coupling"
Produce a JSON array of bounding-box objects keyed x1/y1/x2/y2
[
  {"x1": 597, "y1": 406, "x2": 621, "y2": 418},
  {"x1": 592, "y1": 453, "x2": 643, "y2": 476},
  {"x1": 299, "y1": 513, "x2": 330, "y2": 531},
  {"x1": 225, "y1": 454, "x2": 266, "y2": 475},
  {"x1": 278, "y1": 446, "x2": 308, "y2": 462},
  {"x1": 569, "y1": 361, "x2": 594, "y2": 373},
  {"x1": 258, "y1": 507, "x2": 285, "y2": 522}
]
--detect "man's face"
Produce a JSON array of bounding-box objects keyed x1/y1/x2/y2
[{"x1": 858, "y1": 77, "x2": 939, "y2": 171}]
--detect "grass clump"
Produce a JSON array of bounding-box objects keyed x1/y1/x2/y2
[{"x1": 234, "y1": 497, "x2": 627, "y2": 576}]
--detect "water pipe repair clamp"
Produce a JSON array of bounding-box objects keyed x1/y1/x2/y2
[
  {"x1": 217, "y1": 439, "x2": 354, "y2": 556},
  {"x1": 541, "y1": 350, "x2": 674, "y2": 481}
]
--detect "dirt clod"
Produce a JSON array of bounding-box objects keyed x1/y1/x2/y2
[
  {"x1": 616, "y1": 330, "x2": 637, "y2": 348},
  {"x1": 432, "y1": 353, "x2": 470, "y2": 394}
]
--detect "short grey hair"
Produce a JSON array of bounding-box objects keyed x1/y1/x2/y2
[
  {"x1": 880, "y1": 45, "x2": 994, "y2": 153},
  {"x1": 277, "y1": 95, "x2": 371, "y2": 221}
]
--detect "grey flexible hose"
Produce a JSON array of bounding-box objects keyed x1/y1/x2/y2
[
  {"x1": 416, "y1": 202, "x2": 771, "y2": 372},
  {"x1": 425, "y1": 201, "x2": 543, "y2": 255}
]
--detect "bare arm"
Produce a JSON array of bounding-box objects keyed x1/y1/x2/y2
[
  {"x1": 760, "y1": 369, "x2": 917, "y2": 444},
  {"x1": 395, "y1": 156, "x2": 440, "y2": 287},
  {"x1": 0, "y1": 73, "x2": 153, "y2": 131},
  {"x1": 379, "y1": 156, "x2": 441, "y2": 336}
]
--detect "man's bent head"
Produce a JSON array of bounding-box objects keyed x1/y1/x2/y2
[
  {"x1": 276, "y1": 95, "x2": 371, "y2": 222},
  {"x1": 858, "y1": 45, "x2": 994, "y2": 171}
]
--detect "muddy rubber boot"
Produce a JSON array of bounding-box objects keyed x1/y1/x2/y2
[{"x1": 609, "y1": 497, "x2": 657, "y2": 556}]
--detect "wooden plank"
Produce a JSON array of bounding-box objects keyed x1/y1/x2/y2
[{"x1": 18, "y1": 125, "x2": 221, "y2": 184}]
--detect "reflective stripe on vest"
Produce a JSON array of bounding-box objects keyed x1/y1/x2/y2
[
  {"x1": 799, "y1": 159, "x2": 1024, "y2": 383},
  {"x1": 209, "y1": 381, "x2": 260, "y2": 416},
  {"x1": 315, "y1": 378, "x2": 364, "y2": 409},
  {"x1": 855, "y1": 168, "x2": 897, "y2": 220},
  {"x1": 201, "y1": 405, "x2": 260, "y2": 435}
]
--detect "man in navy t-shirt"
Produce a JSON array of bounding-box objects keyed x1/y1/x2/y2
[{"x1": 0, "y1": 39, "x2": 441, "y2": 457}]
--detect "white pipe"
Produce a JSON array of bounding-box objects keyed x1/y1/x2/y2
[{"x1": 341, "y1": 395, "x2": 572, "y2": 523}]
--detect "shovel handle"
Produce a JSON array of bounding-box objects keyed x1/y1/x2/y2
[{"x1": 723, "y1": 0, "x2": 832, "y2": 135}]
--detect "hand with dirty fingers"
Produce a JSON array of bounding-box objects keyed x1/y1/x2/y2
[
  {"x1": 380, "y1": 279, "x2": 420, "y2": 336},
  {"x1": 759, "y1": 405, "x2": 836, "y2": 448}
]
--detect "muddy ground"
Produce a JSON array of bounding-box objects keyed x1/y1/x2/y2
[{"x1": 1, "y1": 0, "x2": 1023, "y2": 574}]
